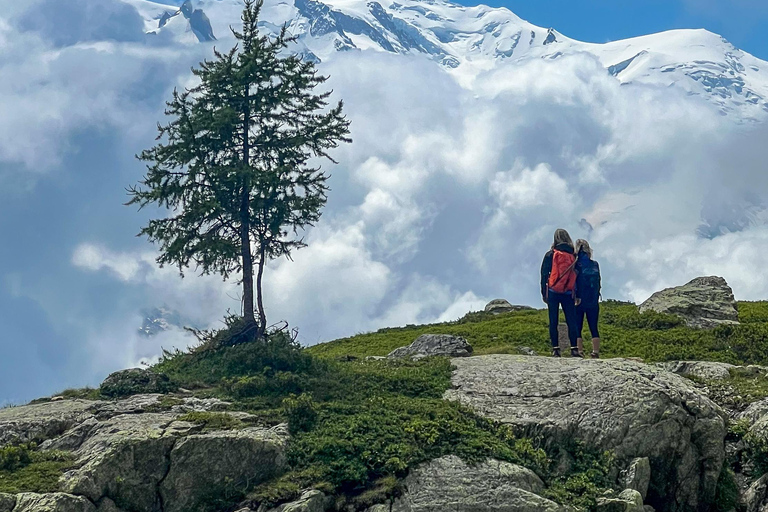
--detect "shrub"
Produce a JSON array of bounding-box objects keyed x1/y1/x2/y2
[
  {"x1": 282, "y1": 393, "x2": 319, "y2": 434},
  {"x1": 0, "y1": 445, "x2": 74, "y2": 493},
  {"x1": 713, "y1": 468, "x2": 739, "y2": 512},
  {"x1": 0, "y1": 444, "x2": 32, "y2": 472}
]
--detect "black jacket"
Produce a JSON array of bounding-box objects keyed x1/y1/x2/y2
[{"x1": 540, "y1": 243, "x2": 574, "y2": 299}]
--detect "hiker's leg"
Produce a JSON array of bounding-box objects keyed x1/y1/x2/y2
[
  {"x1": 575, "y1": 305, "x2": 585, "y2": 354},
  {"x1": 561, "y1": 294, "x2": 578, "y2": 348},
  {"x1": 547, "y1": 292, "x2": 559, "y2": 348},
  {"x1": 587, "y1": 304, "x2": 601, "y2": 355}
]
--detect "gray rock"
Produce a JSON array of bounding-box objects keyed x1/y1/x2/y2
[
  {"x1": 444, "y1": 355, "x2": 726, "y2": 512},
  {"x1": 596, "y1": 489, "x2": 644, "y2": 512},
  {"x1": 265, "y1": 490, "x2": 330, "y2": 512},
  {"x1": 744, "y1": 473, "x2": 768, "y2": 512},
  {"x1": 12, "y1": 493, "x2": 95, "y2": 512},
  {"x1": 484, "y1": 299, "x2": 534, "y2": 314},
  {"x1": 99, "y1": 368, "x2": 176, "y2": 398},
  {"x1": 644, "y1": 507, "x2": 656, "y2": 512},
  {"x1": 389, "y1": 455, "x2": 565, "y2": 512},
  {"x1": 160, "y1": 426, "x2": 289, "y2": 512},
  {"x1": 0, "y1": 494, "x2": 15, "y2": 512},
  {"x1": 363, "y1": 507, "x2": 388, "y2": 512},
  {"x1": 518, "y1": 346, "x2": 538, "y2": 356},
  {"x1": 638, "y1": 276, "x2": 739, "y2": 329},
  {"x1": 656, "y1": 361, "x2": 735, "y2": 381},
  {"x1": 0, "y1": 399, "x2": 96, "y2": 447},
  {"x1": 622, "y1": 457, "x2": 651, "y2": 501},
  {"x1": 740, "y1": 398, "x2": 768, "y2": 424},
  {"x1": 94, "y1": 498, "x2": 125, "y2": 512},
  {"x1": 387, "y1": 334, "x2": 472, "y2": 359}
]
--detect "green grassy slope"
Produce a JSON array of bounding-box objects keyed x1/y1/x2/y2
[{"x1": 309, "y1": 301, "x2": 768, "y2": 365}]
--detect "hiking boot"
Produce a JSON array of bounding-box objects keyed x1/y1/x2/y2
[
  {"x1": 551, "y1": 348, "x2": 561, "y2": 358},
  {"x1": 570, "y1": 348, "x2": 584, "y2": 358},
  {"x1": 590, "y1": 352, "x2": 600, "y2": 359}
]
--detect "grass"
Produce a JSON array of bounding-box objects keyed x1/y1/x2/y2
[
  {"x1": 308, "y1": 301, "x2": 768, "y2": 367},
  {"x1": 0, "y1": 444, "x2": 74, "y2": 494}
]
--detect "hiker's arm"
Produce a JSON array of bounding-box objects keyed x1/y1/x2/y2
[{"x1": 540, "y1": 252, "x2": 552, "y2": 301}]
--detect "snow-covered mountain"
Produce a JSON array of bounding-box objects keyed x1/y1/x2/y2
[{"x1": 126, "y1": 0, "x2": 768, "y2": 121}]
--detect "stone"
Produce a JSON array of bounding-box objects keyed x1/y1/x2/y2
[
  {"x1": 638, "y1": 276, "x2": 739, "y2": 329},
  {"x1": 621, "y1": 457, "x2": 651, "y2": 501},
  {"x1": 266, "y1": 490, "x2": 330, "y2": 512},
  {"x1": 12, "y1": 493, "x2": 95, "y2": 512},
  {"x1": 94, "y1": 498, "x2": 125, "y2": 512},
  {"x1": 740, "y1": 398, "x2": 768, "y2": 424},
  {"x1": 484, "y1": 299, "x2": 534, "y2": 314},
  {"x1": 744, "y1": 473, "x2": 768, "y2": 512},
  {"x1": 160, "y1": 426, "x2": 289, "y2": 512},
  {"x1": 99, "y1": 368, "x2": 176, "y2": 398},
  {"x1": 387, "y1": 334, "x2": 472, "y2": 359},
  {"x1": 0, "y1": 494, "x2": 15, "y2": 512},
  {"x1": 596, "y1": 489, "x2": 644, "y2": 512},
  {"x1": 444, "y1": 355, "x2": 726, "y2": 512},
  {"x1": 363, "y1": 507, "x2": 388, "y2": 512},
  {"x1": 656, "y1": 361, "x2": 735, "y2": 381},
  {"x1": 518, "y1": 346, "x2": 538, "y2": 356},
  {"x1": 389, "y1": 455, "x2": 565, "y2": 512},
  {"x1": 644, "y1": 507, "x2": 656, "y2": 512},
  {"x1": 0, "y1": 399, "x2": 96, "y2": 447}
]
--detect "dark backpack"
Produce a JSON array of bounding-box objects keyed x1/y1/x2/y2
[{"x1": 577, "y1": 258, "x2": 601, "y2": 306}]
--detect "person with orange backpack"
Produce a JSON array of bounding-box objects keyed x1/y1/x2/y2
[{"x1": 540, "y1": 229, "x2": 581, "y2": 358}]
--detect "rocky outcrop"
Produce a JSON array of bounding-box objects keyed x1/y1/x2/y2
[
  {"x1": 0, "y1": 400, "x2": 95, "y2": 447},
  {"x1": 621, "y1": 458, "x2": 652, "y2": 501},
  {"x1": 0, "y1": 494, "x2": 15, "y2": 512},
  {"x1": 744, "y1": 473, "x2": 768, "y2": 512},
  {"x1": 389, "y1": 455, "x2": 565, "y2": 512},
  {"x1": 259, "y1": 490, "x2": 330, "y2": 512},
  {"x1": 638, "y1": 276, "x2": 739, "y2": 329},
  {"x1": 444, "y1": 355, "x2": 727, "y2": 512},
  {"x1": 99, "y1": 368, "x2": 176, "y2": 398},
  {"x1": 484, "y1": 300, "x2": 534, "y2": 314},
  {"x1": 656, "y1": 361, "x2": 736, "y2": 381},
  {"x1": 387, "y1": 334, "x2": 472, "y2": 359},
  {"x1": 596, "y1": 489, "x2": 644, "y2": 512},
  {"x1": 11, "y1": 493, "x2": 95, "y2": 512}
]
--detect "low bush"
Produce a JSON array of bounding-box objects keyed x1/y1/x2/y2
[{"x1": 0, "y1": 444, "x2": 74, "y2": 493}]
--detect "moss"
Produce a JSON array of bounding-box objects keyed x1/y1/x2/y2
[
  {"x1": 0, "y1": 444, "x2": 75, "y2": 493},
  {"x1": 176, "y1": 411, "x2": 244, "y2": 431}
]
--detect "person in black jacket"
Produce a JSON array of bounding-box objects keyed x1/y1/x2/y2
[
  {"x1": 540, "y1": 229, "x2": 581, "y2": 358},
  {"x1": 574, "y1": 239, "x2": 601, "y2": 358}
]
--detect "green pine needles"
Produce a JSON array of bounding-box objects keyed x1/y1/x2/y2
[{"x1": 128, "y1": 0, "x2": 351, "y2": 339}]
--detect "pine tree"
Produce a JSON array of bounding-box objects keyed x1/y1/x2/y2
[{"x1": 128, "y1": 0, "x2": 351, "y2": 340}]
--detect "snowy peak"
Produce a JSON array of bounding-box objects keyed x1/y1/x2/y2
[{"x1": 127, "y1": 0, "x2": 216, "y2": 43}]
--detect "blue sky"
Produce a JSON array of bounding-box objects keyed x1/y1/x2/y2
[{"x1": 464, "y1": 0, "x2": 768, "y2": 60}]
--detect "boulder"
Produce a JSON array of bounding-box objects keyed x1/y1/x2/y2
[
  {"x1": 739, "y1": 398, "x2": 768, "y2": 424},
  {"x1": 94, "y1": 498, "x2": 125, "y2": 512},
  {"x1": 656, "y1": 361, "x2": 735, "y2": 381},
  {"x1": 744, "y1": 473, "x2": 768, "y2": 512},
  {"x1": 160, "y1": 426, "x2": 289, "y2": 512},
  {"x1": 0, "y1": 399, "x2": 96, "y2": 447},
  {"x1": 638, "y1": 276, "x2": 739, "y2": 329},
  {"x1": 389, "y1": 455, "x2": 565, "y2": 512},
  {"x1": 596, "y1": 489, "x2": 644, "y2": 512},
  {"x1": 12, "y1": 493, "x2": 95, "y2": 512},
  {"x1": 484, "y1": 300, "x2": 534, "y2": 314},
  {"x1": 99, "y1": 368, "x2": 176, "y2": 398},
  {"x1": 444, "y1": 355, "x2": 726, "y2": 512},
  {"x1": 622, "y1": 458, "x2": 651, "y2": 501},
  {"x1": 261, "y1": 490, "x2": 330, "y2": 512},
  {"x1": 0, "y1": 494, "x2": 15, "y2": 512},
  {"x1": 387, "y1": 334, "x2": 472, "y2": 359}
]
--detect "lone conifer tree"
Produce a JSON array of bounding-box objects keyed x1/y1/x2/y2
[{"x1": 128, "y1": 0, "x2": 350, "y2": 340}]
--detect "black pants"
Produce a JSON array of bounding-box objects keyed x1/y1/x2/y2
[
  {"x1": 547, "y1": 290, "x2": 578, "y2": 349},
  {"x1": 576, "y1": 304, "x2": 600, "y2": 339}
]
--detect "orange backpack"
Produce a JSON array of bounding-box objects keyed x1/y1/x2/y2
[{"x1": 548, "y1": 249, "x2": 577, "y2": 294}]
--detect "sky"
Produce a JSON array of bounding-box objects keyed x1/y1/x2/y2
[
  {"x1": 1, "y1": 0, "x2": 768, "y2": 405},
  {"x1": 475, "y1": 0, "x2": 768, "y2": 61}
]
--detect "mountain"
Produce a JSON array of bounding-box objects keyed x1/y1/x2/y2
[{"x1": 125, "y1": 0, "x2": 768, "y2": 121}]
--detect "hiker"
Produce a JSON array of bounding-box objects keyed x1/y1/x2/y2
[
  {"x1": 540, "y1": 229, "x2": 581, "y2": 358},
  {"x1": 574, "y1": 239, "x2": 602, "y2": 358}
]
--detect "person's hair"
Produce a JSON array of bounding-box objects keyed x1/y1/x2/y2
[
  {"x1": 552, "y1": 229, "x2": 574, "y2": 250},
  {"x1": 575, "y1": 239, "x2": 593, "y2": 259}
]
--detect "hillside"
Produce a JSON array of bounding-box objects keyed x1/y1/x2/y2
[{"x1": 4, "y1": 294, "x2": 768, "y2": 511}]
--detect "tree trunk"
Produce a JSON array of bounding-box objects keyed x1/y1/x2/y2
[
  {"x1": 255, "y1": 241, "x2": 267, "y2": 338},
  {"x1": 240, "y1": 84, "x2": 256, "y2": 329}
]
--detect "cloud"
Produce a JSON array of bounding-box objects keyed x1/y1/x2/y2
[{"x1": 1, "y1": 0, "x2": 768, "y2": 405}]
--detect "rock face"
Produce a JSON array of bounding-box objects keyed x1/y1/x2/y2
[
  {"x1": 596, "y1": 489, "x2": 644, "y2": 512},
  {"x1": 99, "y1": 368, "x2": 176, "y2": 398},
  {"x1": 0, "y1": 400, "x2": 95, "y2": 447},
  {"x1": 638, "y1": 276, "x2": 739, "y2": 329},
  {"x1": 389, "y1": 455, "x2": 565, "y2": 512},
  {"x1": 12, "y1": 493, "x2": 95, "y2": 512},
  {"x1": 656, "y1": 361, "x2": 736, "y2": 381},
  {"x1": 387, "y1": 334, "x2": 472, "y2": 359},
  {"x1": 484, "y1": 300, "x2": 533, "y2": 314},
  {"x1": 444, "y1": 355, "x2": 727, "y2": 512},
  {"x1": 744, "y1": 473, "x2": 768, "y2": 512},
  {"x1": 0, "y1": 494, "x2": 15, "y2": 512},
  {"x1": 262, "y1": 490, "x2": 330, "y2": 512},
  {"x1": 622, "y1": 458, "x2": 652, "y2": 501}
]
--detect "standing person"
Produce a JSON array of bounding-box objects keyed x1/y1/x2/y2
[
  {"x1": 540, "y1": 229, "x2": 581, "y2": 358},
  {"x1": 574, "y1": 239, "x2": 602, "y2": 358}
]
